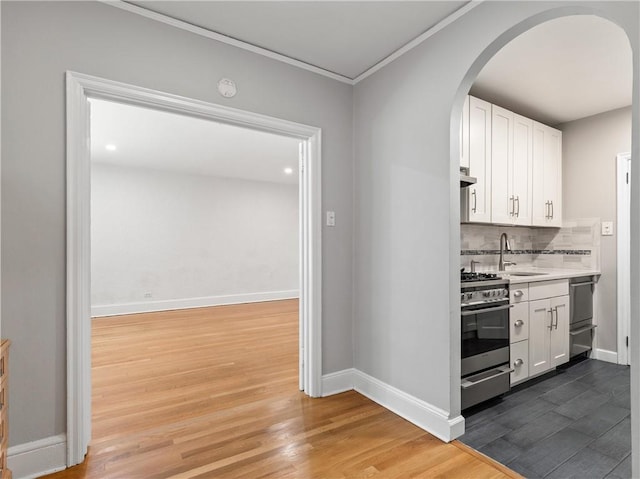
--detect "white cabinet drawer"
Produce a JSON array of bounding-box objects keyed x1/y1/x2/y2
[
  {"x1": 510, "y1": 285, "x2": 529, "y2": 303},
  {"x1": 510, "y1": 302, "x2": 529, "y2": 343},
  {"x1": 510, "y1": 340, "x2": 529, "y2": 385},
  {"x1": 529, "y1": 279, "x2": 569, "y2": 301}
]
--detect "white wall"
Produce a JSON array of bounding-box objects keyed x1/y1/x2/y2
[
  {"x1": 2, "y1": 1, "x2": 353, "y2": 448},
  {"x1": 91, "y1": 163, "x2": 298, "y2": 315},
  {"x1": 353, "y1": 0, "x2": 638, "y2": 438},
  {"x1": 560, "y1": 106, "x2": 632, "y2": 353}
]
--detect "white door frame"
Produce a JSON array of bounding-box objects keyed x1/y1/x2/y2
[
  {"x1": 65, "y1": 71, "x2": 323, "y2": 466},
  {"x1": 617, "y1": 152, "x2": 631, "y2": 365}
]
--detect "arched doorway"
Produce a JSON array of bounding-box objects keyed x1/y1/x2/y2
[{"x1": 452, "y1": 9, "x2": 635, "y2": 478}]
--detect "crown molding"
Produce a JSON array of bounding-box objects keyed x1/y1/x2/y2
[
  {"x1": 99, "y1": 0, "x2": 482, "y2": 86},
  {"x1": 99, "y1": 0, "x2": 355, "y2": 84},
  {"x1": 354, "y1": 1, "x2": 483, "y2": 84}
]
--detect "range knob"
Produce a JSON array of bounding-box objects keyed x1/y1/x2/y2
[{"x1": 483, "y1": 291, "x2": 491, "y2": 298}]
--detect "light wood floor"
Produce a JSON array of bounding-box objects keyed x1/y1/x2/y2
[{"x1": 43, "y1": 299, "x2": 520, "y2": 478}]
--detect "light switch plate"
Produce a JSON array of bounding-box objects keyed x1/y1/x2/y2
[
  {"x1": 326, "y1": 211, "x2": 336, "y2": 227},
  {"x1": 602, "y1": 221, "x2": 614, "y2": 236}
]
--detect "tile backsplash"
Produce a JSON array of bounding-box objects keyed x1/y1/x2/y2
[{"x1": 460, "y1": 218, "x2": 600, "y2": 272}]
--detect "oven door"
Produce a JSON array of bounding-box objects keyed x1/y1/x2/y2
[{"x1": 461, "y1": 300, "x2": 511, "y2": 376}]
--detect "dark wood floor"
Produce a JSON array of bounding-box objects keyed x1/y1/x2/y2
[{"x1": 43, "y1": 300, "x2": 520, "y2": 478}]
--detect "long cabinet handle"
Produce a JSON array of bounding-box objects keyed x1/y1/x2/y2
[
  {"x1": 509, "y1": 195, "x2": 515, "y2": 216},
  {"x1": 461, "y1": 304, "x2": 513, "y2": 316},
  {"x1": 550, "y1": 201, "x2": 554, "y2": 219},
  {"x1": 516, "y1": 196, "x2": 520, "y2": 217},
  {"x1": 472, "y1": 189, "x2": 477, "y2": 213},
  {"x1": 547, "y1": 308, "x2": 554, "y2": 329},
  {"x1": 553, "y1": 307, "x2": 559, "y2": 330},
  {"x1": 545, "y1": 201, "x2": 550, "y2": 219}
]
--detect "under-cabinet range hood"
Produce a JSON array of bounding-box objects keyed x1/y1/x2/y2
[{"x1": 460, "y1": 167, "x2": 477, "y2": 188}]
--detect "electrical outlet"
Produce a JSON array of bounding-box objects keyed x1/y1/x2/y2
[{"x1": 601, "y1": 221, "x2": 614, "y2": 236}]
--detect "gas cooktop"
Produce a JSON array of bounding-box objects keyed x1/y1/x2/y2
[{"x1": 461, "y1": 272, "x2": 501, "y2": 283}]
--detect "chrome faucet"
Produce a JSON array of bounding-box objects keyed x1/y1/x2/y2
[{"x1": 499, "y1": 232, "x2": 516, "y2": 271}]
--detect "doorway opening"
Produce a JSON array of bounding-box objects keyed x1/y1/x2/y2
[
  {"x1": 87, "y1": 97, "x2": 303, "y2": 460},
  {"x1": 66, "y1": 72, "x2": 322, "y2": 466},
  {"x1": 452, "y1": 10, "x2": 634, "y2": 479}
]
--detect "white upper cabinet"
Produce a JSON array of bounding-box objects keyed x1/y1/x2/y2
[
  {"x1": 461, "y1": 96, "x2": 560, "y2": 227},
  {"x1": 532, "y1": 121, "x2": 563, "y2": 227},
  {"x1": 512, "y1": 114, "x2": 534, "y2": 225},
  {"x1": 467, "y1": 96, "x2": 492, "y2": 223},
  {"x1": 490, "y1": 106, "x2": 533, "y2": 226},
  {"x1": 460, "y1": 95, "x2": 470, "y2": 168},
  {"x1": 490, "y1": 105, "x2": 513, "y2": 225}
]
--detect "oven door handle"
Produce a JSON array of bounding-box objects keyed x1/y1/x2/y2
[
  {"x1": 461, "y1": 365, "x2": 514, "y2": 389},
  {"x1": 570, "y1": 324, "x2": 597, "y2": 336},
  {"x1": 461, "y1": 304, "x2": 513, "y2": 316}
]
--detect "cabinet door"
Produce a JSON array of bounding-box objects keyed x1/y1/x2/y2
[
  {"x1": 544, "y1": 126, "x2": 562, "y2": 227},
  {"x1": 512, "y1": 114, "x2": 533, "y2": 225},
  {"x1": 468, "y1": 96, "x2": 492, "y2": 223},
  {"x1": 460, "y1": 95, "x2": 470, "y2": 168},
  {"x1": 491, "y1": 105, "x2": 513, "y2": 224},
  {"x1": 529, "y1": 299, "x2": 552, "y2": 376},
  {"x1": 510, "y1": 340, "x2": 529, "y2": 385},
  {"x1": 532, "y1": 122, "x2": 562, "y2": 227},
  {"x1": 550, "y1": 295, "x2": 570, "y2": 366}
]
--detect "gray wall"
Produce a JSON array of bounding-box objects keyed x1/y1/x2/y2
[
  {"x1": 1, "y1": 1, "x2": 353, "y2": 446},
  {"x1": 2, "y1": 0, "x2": 640, "y2": 464},
  {"x1": 353, "y1": 0, "x2": 639, "y2": 421},
  {"x1": 560, "y1": 106, "x2": 632, "y2": 353}
]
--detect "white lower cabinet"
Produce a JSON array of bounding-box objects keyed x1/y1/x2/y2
[
  {"x1": 510, "y1": 302, "x2": 529, "y2": 385},
  {"x1": 529, "y1": 293, "x2": 570, "y2": 377},
  {"x1": 510, "y1": 279, "x2": 570, "y2": 384},
  {"x1": 549, "y1": 296, "x2": 570, "y2": 366},
  {"x1": 510, "y1": 339, "x2": 529, "y2": 384},
  {"x1": 529, "y1": 299, "x2": 552, "y2": 376}
]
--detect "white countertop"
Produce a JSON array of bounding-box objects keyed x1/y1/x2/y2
[{"x1": 497, "y1": 267, "x2": 601, "y2": 284}]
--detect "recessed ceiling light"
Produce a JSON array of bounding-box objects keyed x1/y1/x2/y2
[
  {"x1": 284, "y1": 167, "x2": 293, "y2": 175},
  {"x1": 105, "y1": 144, "x2": 117, "y2": 151}
]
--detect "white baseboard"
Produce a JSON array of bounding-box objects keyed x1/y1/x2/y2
[
  {"x1": 8, "y1": 434, "x2": 67, "y2": 479},
  {"x1": 321, "y1": 368, "x2": 355, "y2": 396},
  {"x1": 91, "y1": 290, "x2": 299, "y2": 317},
  {"x1": 352, "y1": 370, "x2": 464, "y2": 442},
  {"x1": 592, "y1": 348, "x2": 618, "y2": 364}
]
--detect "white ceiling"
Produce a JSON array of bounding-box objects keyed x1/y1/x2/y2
[
  {"x1": 471, "y1": 15, "x2": 632, "y2": 125},
  {"x1": 118, "y1": 2, "x2": 633, "y2": 125},
  {"x1": 126, "y1": 1, "x2": 467, "y2": 80},
  {"x1": 90, "y1": 99, "x2": 300, "y2": 184}
]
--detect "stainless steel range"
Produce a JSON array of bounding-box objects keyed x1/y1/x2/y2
[{"x1": 461, "y1": 272, "x2": 513, "y2": 409}]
